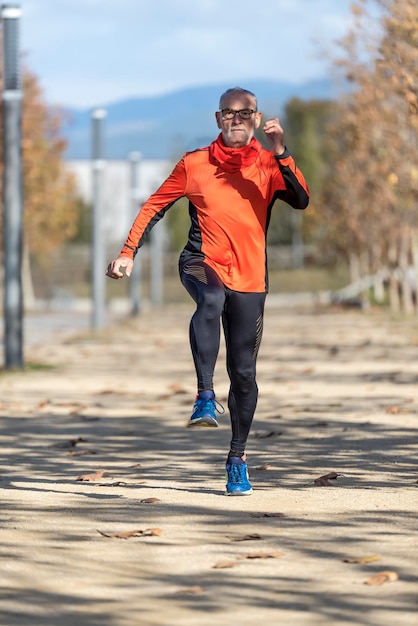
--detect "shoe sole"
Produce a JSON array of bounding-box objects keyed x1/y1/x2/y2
[
  {"x1": 188, "y1": 416, "x2": 219, "y2": 427},
  {"x1": 225, "y1": 488, "x2": 253, "y2": 496}
]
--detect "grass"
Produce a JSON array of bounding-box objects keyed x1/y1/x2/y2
[
  {"x1": 268, "y1": 265, "x2": 350, "y2": 294},
  {"x1": 0, "y1": 361, "x2": 56, "y2": 376}
]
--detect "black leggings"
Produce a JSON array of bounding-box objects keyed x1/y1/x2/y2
[{"x1": 180, "y1": 260, "x2": 266, "y2": 455}]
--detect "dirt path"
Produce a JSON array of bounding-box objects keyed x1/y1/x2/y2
[{"x1": 0, "y1": 302, "x2": 417, "y2": 626}]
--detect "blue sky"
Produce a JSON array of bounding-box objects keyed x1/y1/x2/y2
[{"x1": 20, "y1": 0, "x2": 358, "y2": 109}]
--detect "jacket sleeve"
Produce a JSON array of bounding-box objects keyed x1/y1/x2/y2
[
  {"x1": 272, "y1": 148, "x2": 310, "y2": 210},
  {"x1": 120, "y1": 158, "x2": 187, "y2": 258}
]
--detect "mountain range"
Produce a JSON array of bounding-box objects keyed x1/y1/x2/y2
[{"x1": 63, "y1": 78, "x2": 340, "y2": 161}]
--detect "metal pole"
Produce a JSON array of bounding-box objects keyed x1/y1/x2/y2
[
  {"x1": 128, "y1": 151, "x2": 142, "y2": 316},
  {"x1": 1, "y1": 3, "x2": 23, "y2": 369},
  {"x1": 91, "y1": 108, "x2": 106, "y2": 330},
  {"x1": 291, "y1": 211, "x2": 304, "y2": 269},
  {"x1": 150, "y1": 222, "x2": 164, "y2": 306}
]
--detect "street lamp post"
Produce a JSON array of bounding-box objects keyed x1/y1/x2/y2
[
  {"x1": 128, "y1": 151, "x2": 142, "y2": 316},
  {"x1": 91, "y1": 108, "x2": 106, "y2": 330},
  {"x1": 1, "y1": 3, "x2": 23, "y2": 369}
]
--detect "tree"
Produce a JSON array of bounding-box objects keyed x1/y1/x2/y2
[
  {"x1": 0, "y1": 59, "x2": 82, "y2": 304},
  {"x1": 266, "y1": 98, "x2": 334, "y2": 271},
  {"x1": 318, "y1": 0, "x2": 418, "y2": 312},
  {"x1": 0, "y1": 63, "x2": 80, "y2": 258}
]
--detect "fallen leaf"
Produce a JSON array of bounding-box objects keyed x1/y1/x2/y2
[
  {"x1": 344, "y1": 555, "x2": 381, "y2": 564},
  {"x1": 238, "y1": 551, "x2": 282, "y2": 560},
  {"x1": 51, "y1": 437, "x2": 88, "y2": 449},
  {"x1": 232, "y1": 533, "x2": 262, "y2": 542},
  {"x1": 98, "y1": 481, "x2": 128, "y2": 487},
  {"x1": 97, "y1": 527, "x2": 161, "y2": 539},
  {"x1": 213, "y1": 561, "x2": 239, "y2": 569},
  {"x1": 129, "y1": 463, "x2": 142, "y2": 468},
  {"x1": 386, "y1": 406, "x2": 401, "y2": 414},
  {"x1": 68, "y1": 449, "x2": 97, "y2": 456},
  {"x1": 314, "y1": 471, "x2": 344, "y2": 486},
  {"x1": 174, "y1": 586, "x2": 205, "y2": 594},
  {"x1": 365, "y1": 570, "x2": 399, "y2": 585},
  {"x1": 140, "y1": 497, "x2": 161, "y2": 503},
  {"x1": 252, "y1": 431, "x2": 282, "y2": 438},
  {"x1": 76, "y1": 470, "x2": 105, "y2": 482},
  {"x1": 168, "y1": 384, "x2": 188, "y2": 394},
  {"x1": 251, "y1": 512, "x2": 286, "y2": 518}
]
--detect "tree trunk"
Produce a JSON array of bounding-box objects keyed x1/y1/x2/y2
[
  {"x1": 388, "y1": 240, "x2": 400, "y2": 313},
  {"x1": 411, "y1": 230, "x2": 418, "y2": 316},
  {"x1": 349, "y1": 252, "x2": 361, "y2": 283},
  {"x1": 389, "y1": 272, "x2": 401, "y2": 313},
  {"x1": 22, "y1": 246, "x2": 36, "y2": 311},
  {"x1": 399, "y1": 227, "x2": 414, "y2": 314},
  {"x1": 373, "y1": 268, "x2": 386, "y2": 303}
]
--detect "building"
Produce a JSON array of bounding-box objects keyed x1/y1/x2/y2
[{"x1": 65, "y1": 158, "x2": 171, "y2": 245}]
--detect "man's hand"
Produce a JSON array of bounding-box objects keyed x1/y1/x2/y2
[
  {"x1": 106, "y1": 256, "x2": 134, "y2": 279},
  {"x1": 263, "y1": 117, "x2": 285, "y2": 156}
]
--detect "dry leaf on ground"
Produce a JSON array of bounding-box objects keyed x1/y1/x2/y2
[
  {"x1": 386, "y1": 406, "x2": 401, "y2": 414},
  {"x1": 68, "y1": 449, "x2": 97, "y2": 456},
  {"x1": 140, "y1": 497, "x2": 161, "y2": 503},
  {"x1": 238, "y1": 551, "x2": 282, "y2": 560},
  {"x1": 98, "y1": 481, "x2": 129, "y2": 487},
  {"x1": 365, "y1": 571, "x2": 399, "y2": 585},
  {"x1": 213, "y1": 561, "x2": 239, "y2": 569},
  {"x1": 314, "y1": 471, "x2": 344, "y2": 486},
  {"x1": 51, "y1": 437, "x2": 88, "y2": 449},
  {"x1": 232, "y1": 533, "x2": 262, "y2": 542},
  {"x1": 168, "y1": 384, "x2": 188, "y2": 394},
  {"x1": 174, "y1": 586, "x2": 205, "y2": 594},
  {"x1": 97, "y1": 528, "x2": 161, "y2": 539},
  {"x1": 251, "y1": 512, "x2": 286, "y2": 518},
  {"x1": 76, "y1": 470, "x2": 106, "y2": 482},
  {"x1": 344, "y1": 555, "x2": 381, "y2": 564}
]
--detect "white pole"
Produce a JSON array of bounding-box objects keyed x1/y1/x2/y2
[
  {"x1": 91, "y1": 108, "x2": 107, "y2": 329},
  {"x1": 128, "y1": 151, "x2": 142, "y2": 315}
]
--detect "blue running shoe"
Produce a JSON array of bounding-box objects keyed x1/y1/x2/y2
[
  {"x1": 188, "y1": 391, "x2": 224, "y2": 428},
  {"x1": 225, "y1": 457, "x2": 253, "y2": 496}
]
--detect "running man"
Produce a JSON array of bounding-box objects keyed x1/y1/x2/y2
[{"x1": 106, "y1": 87, "x2": 309, "y2": 495}]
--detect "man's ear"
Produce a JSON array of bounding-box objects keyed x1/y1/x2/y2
[
  {"x1": 215, "y1": 111, "x2": 222, "y2": 129},
  {"x1": 254, "y1": 111, "x2": 262, "y2": 129}
]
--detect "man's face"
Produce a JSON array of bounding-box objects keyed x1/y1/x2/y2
[{"x1": 215, "y1": 92, "x2": 262, "y2": 148}]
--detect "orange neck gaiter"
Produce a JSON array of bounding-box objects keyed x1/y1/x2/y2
[{"x1": 209, "y1": 133, "x2": 261, "y2": 172}]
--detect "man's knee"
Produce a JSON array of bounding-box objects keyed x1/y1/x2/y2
[
  {"x1": 198, "y1": 287, "x2": 225, "y2": 318},
  {"x1": 229, "y1": 365, "x2": 256, "y2": 393}
]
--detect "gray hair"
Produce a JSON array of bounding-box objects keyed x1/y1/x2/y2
[{"x1": 219, "y1": 87, "x2": 258, "y2": 110}]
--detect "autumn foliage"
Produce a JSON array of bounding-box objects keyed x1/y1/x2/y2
[
  {"x1": 318, "y1": 0, "x2": 418, "y2": 312},
  {"x1": 0, "y1": 62, "x2": 80, "y2": 258}
]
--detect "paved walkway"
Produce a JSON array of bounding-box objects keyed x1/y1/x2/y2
[{"x1": 0, "y1": 302, "x2": 417, "y2": 625}]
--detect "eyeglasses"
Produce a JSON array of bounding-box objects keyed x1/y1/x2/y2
[{"x1": 220, "y1": 108, "x2": 256, "y2": 120}]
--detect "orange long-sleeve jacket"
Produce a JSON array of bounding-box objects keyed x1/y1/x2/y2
[{"x1": 120, "y1": 134, "x2": 309, "y2": 293}]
